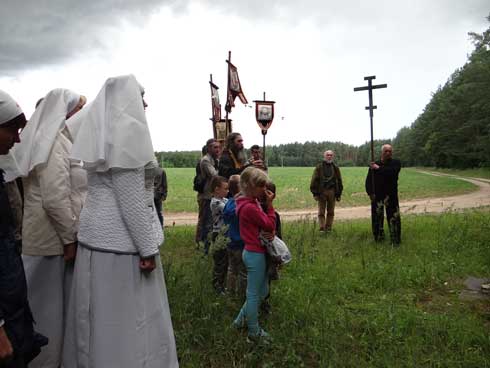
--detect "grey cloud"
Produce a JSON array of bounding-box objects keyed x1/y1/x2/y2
[
  {"x1": 1, "y1": 0, "x2": 487, "y2": 75},
  {"x1": 203, "y1": 0, "x2": 489, "y2": 27},
  {"x1": 0, "y1": 0, "x2": 186, "y2": 74}
]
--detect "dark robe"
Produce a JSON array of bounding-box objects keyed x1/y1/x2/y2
[
  {"x1": 365, "y1": 159, "x2": 402, "y2": 245},
  {"x1": 0, "y1": 169, "x2": 47, "y2": 366},
  {"x1": 218, "y1": 149, "x2": 247, "y2": 179}
]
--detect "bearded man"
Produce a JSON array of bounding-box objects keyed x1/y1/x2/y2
[
  {"x1": 310, "y1": 150, "x2": 343, "y2": 232},
  {"x1": 219, "y1": 133, "x2": 265, "y2": 179}
]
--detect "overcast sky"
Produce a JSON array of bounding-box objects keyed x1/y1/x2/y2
[{"x1": 1, "y1": 0, "x2": 488, "y2": 152}]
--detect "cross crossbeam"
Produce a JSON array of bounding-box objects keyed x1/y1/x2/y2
[
  {"x1": 354, "y1": 75, "x2": 388, "y2": 198},
  {"x1": 353, "y1": 75, "x2": 387, "y2": 161},
  {"x1": 354, "y1": 76, "x2": 387, "y2": 118}
]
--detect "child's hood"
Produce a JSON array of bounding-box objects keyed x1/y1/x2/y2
[{"x1": 235, "y1": 195, "x2": 258, "y2": 216}]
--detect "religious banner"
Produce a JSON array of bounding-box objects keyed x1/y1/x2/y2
[
  {"x1": 213, "y1": 118, "x2": 232, "y2": 142},
  {"x1": 215, "y1": 119, "x2": 227, "y2": 141},
  {"x1": 254, "y1": 100, "x2": 275, "y2": 132},
  {"x1": 209, "y1": 80, "x2": 221, "y2": 123},
  {"x1": 225, "y1": 61, "x2": 248, "y2": 113}
]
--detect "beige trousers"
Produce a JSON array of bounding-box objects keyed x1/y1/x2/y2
[{"x1": 317, "y1": 188, "x2": 336, "y2": 230}]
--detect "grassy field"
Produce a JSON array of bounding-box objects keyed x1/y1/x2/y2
[
  {"x1": 421, "y1": 167, "x2": 490, "y2": 180},
  {"x1": 161, "y1": 209, "x2": 490, "y2": 367},
  {"x1": 163, "y1": 167, "x2": 477, "y2": 213}
]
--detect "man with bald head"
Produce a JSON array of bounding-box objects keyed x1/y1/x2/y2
[
  {"x1": 310, "y1": 150, "x2": 343, "y2": 232},
  {"x1": 365, "y1": 144, "x2": 402, "y2": 246}
]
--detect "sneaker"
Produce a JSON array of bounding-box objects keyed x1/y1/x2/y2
[
  {"x1": 232, "y1": 317, "x2": 246, "y2": 330},
  {"x1": 247, "y1": 329, "x2": 272, "y2": 344}
]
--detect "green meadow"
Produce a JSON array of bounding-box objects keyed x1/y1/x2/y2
[
  {"x1": 161, "y1": 209, "x2": 490, "y2": 367},
  {"x1": 163, "y1": 167, "x2": 476, "y2": 213}
]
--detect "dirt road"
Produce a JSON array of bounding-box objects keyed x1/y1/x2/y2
[{"x1": 165, "y1": 171, "x2": 490, "y2": 226}]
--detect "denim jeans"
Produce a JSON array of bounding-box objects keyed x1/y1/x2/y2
[{"x1": 234, "y1": 250, "x2": 269, "y2": 336}]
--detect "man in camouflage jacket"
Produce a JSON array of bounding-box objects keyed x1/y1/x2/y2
[{"x1": 310, "y1": 150, "x2": 343, "y2": 232}]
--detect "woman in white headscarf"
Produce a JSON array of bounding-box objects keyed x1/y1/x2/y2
[
  {"x1": 62, "y1": 75, "x2": 178, "y2": 368},
  {"x1": 6, "y1": 88, "x2": 87, "y2": 368}
]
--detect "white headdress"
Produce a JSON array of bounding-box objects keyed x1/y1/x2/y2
[
  {"x1": 0, "y1": 90, "x2": 23, "y2": 125},
  {"x1": 5, "y1": 88, "x2": 81, "y2": 179},
  {"x1": 0, "y1": 90, "x2": 23, "y2": 181},
  {"x1": 70, "y1": 75, "x2": 155, "y2": 171},
  {"x1": 65, "y1": 102, "x2": 91, "y2": 142}
]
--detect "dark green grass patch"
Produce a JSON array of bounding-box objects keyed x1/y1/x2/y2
[{"x1": 161, "y1": 209, "x2": 490, "y2": 367}]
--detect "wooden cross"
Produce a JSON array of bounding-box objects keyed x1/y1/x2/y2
[
  {"x1": 353, "y1": 76, "x2": 387, "y2": 164},
  {"x1": 354, "y1": 75, "x2": 387, "y2": 201}
]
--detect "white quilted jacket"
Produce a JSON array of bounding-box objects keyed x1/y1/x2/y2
[{"x1": 77, "y1": 166, "x2": 163, "y2": 257}]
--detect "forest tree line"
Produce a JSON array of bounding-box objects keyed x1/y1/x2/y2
[
  {"x1": 392, "y1": 16, "x2": 490, "y2": 168},
  {"x1": 155, "y1": 140, "x2": 391, "y2": 168},
  {"x1": 157, "y1": 17, "x2": 489, "y2": 169}
]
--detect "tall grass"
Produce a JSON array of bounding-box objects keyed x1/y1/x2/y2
[{"x1": 161, "y1": 209, "x2": 490, "y2": 367}]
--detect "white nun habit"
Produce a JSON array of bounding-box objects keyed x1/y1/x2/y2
[
  {"x1": 62, "y1": 75, "x2": 178, "y2": 368},
  {"x1": 13, "y1": 88, "x2": 86, "y2": 368}
]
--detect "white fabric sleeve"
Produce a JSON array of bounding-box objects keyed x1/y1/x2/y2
[
  {"x1": 37, "y1": 135, "x2": 77, "y2": 245},
  {"x1": 0, "y1": 319, "x2": 4, "y2": 327},
  {"x1": 112, "y1": 168, "x2": 158, "y2": 258}
]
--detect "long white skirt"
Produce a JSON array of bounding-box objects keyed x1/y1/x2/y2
[
  {"x1": 22, "y1": 255, "x2": 73, "y2": 368},
  {"x1": 62, "y1": 245, "x2": 178, "y2": 368}
]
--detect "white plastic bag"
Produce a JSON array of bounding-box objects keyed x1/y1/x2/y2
[{"x1": 260, "y1": 235, "x2": 292, "y2": 265}]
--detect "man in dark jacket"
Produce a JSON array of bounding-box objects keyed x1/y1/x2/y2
[
  {"x1": 310, "y1": 150, "x2": 343, "y2": 232},
  {"x1": 365, "y1": 144, "x2": 401, "y2": 245},
  {"x1": 0, "y1": 90, "x2": 47, "y2": 367},
  {"x1": 248, "y1": 145, "x2": 268, "y2": 172},
  {"x1": 153, "y1": 166, "x2": 168, "y2": 227},
  {"x1": 218, "y1": 133, "x2": 263, "y2": 179}
]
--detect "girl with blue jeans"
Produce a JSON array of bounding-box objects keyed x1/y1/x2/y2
[{"x1": 234, "y1": 167, "x2": 276, "y2": 340}]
